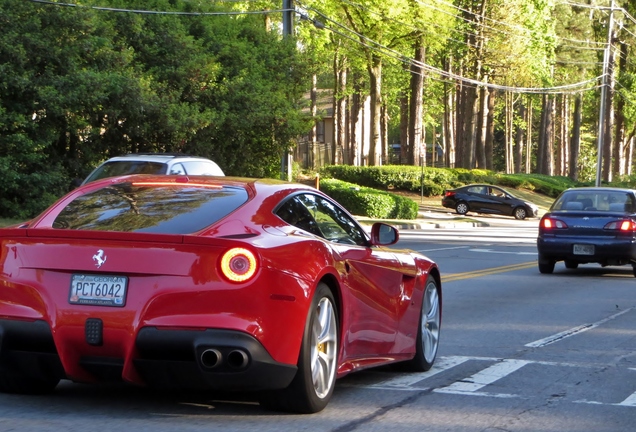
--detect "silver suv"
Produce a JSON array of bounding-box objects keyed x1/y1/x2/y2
[{"x1": 82, "y1": 153, "x2": 224, "y2": 185}]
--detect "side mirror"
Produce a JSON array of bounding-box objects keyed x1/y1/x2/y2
[{"x1": 370, "y1": 223, "x2": 399, "y2": 246}]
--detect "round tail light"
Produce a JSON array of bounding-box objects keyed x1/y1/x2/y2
[{"x1": 220, "y1": 248, "x2": 258, "y2": 282}]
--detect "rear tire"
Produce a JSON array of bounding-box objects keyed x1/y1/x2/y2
[
  {"x1": 455, "y1": 202, "x2": 469, "y2": 215},
  {"x1": 538, "y1": 255, "x2": 555, "y2": 274},
  {"x1": 260, "y1": 283, "x2": 338, "y2": 413},
  {"x1": 396, "y1": 276, "x2": 441, "y2": 372}
]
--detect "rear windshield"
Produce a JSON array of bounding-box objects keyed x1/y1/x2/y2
[
  {"x1": 84, "y1": 161, "x2": 168, "y2": 183},
  {"x1": 52, "y1": 183, "x2": 248, "y2": 234},
  {"x1": 551, "y1": 190, "x2": 636, "y2": 212}
]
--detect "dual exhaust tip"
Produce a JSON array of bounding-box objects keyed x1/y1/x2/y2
[{"x1": 200, "y1": 348, "x2": 249, "y2": 370}]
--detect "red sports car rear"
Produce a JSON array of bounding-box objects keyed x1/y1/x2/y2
[{"x1": 0, "y1": 175, "x2": 441, "y2": 413}]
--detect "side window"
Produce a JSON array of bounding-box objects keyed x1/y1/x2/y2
[
  {"x1": 467, "y1": 186, "x2": 486, "y2": 195},
  {"x1": 489, "y1": 187, "x2": 504, "y2": 197},
  {"x1": 275, "y1": 197, "x2": 322, "y2": 236},
  {"x1": 296, "y1": 194, "x2": 368, "y2": 246},
  {"x1": 181, "y1": 161, "x2": 224, "y2": 176},
  {"x1": 169, "y1": 163, "x2": 186, "y2": 175}
]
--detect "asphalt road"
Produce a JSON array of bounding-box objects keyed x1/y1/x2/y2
[{"x1": 2, "y1": 221, "x2": 636, "y2": 432}]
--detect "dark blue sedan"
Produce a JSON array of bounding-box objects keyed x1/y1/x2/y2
[
  {"x1": 441, "y1": 184, "x2": 538, "y2": 220},
  {"x1": 537, "y1": 187, "x2": 636, "y2": 277}
]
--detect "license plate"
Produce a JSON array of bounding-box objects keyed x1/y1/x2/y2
[
  {"x1": 69, "y1": 274, "x2": 128, "y2": 307},
  {"x1": 573, "y1": 244, "x2": 594, "y2": 255}
]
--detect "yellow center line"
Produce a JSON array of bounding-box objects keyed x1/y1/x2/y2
[{"x1": 442, "y1": 261, "x2": 536, "y2": 283}]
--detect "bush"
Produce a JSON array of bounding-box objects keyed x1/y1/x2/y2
[
  {"x1": 319, "y1": 178, "x2": 418, "y2": 219},
  {"x1": 320, "y1": 165, "x2": 581, "y2": 198}
]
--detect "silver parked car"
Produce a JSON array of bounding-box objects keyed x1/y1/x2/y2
[{"x1": 82, "y1": 153, "x2": 224, "y2": 185}]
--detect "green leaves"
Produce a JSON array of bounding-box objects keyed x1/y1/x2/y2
[{"x1": 0, "y1": 0, "x2": 311, "y2": 218}]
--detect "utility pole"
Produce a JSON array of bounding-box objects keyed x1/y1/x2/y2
[
  {"x1": 595, "y1": 0, "x2": 615, "y2": 186},
  {"x1": 281, "y1": 0, "x2": 294, "y2": 181}
]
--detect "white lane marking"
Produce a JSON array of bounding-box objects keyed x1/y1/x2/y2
[
  {"x1": 470, "y1": 248, "x2": 537, "y2": 256},
  {"x1": 371, "y1": 356, "x2": 471, "y2": 388},
  {"x1": 434, "y1": 359, "x2": 530, "y2": 393},
  {"x1": 350, "y1": 356, "x2": 636, "y2": 407},
  {"x1": 415, "y1": 246, "x2": 470, "y2": 253},
  {"x1": 525, "y1": 307, "x2": 635, "y2": 348},
  {"x1": 576, "y1": 400, "x2": 636, "y2": 407},
  {"x1": 434, "y1": 390, "x2": 520, "y2": 399},
  {"x1": 618, "y1": 392, "x2": 636, "y2": 406}
]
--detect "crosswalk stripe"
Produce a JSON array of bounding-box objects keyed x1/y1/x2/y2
[
  {"x1": 371, "y1": 356, "x2": 471, "y2": 388},
  {"x1": 434, "y1": 359, "x2": 530, "y2": 393}
]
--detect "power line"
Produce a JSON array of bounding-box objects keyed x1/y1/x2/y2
[
  {"x1": 300, "y1": 2, "x2": 602, "y2": 95},
  {"x1": 27, "y1": 0, "x2": 290, "y2": 16},
  {"x1": 421, "y1": 0, "x2": 606, "y2": 48}
]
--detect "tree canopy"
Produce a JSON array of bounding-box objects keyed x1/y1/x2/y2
[
  {"x1": 1, "y1": 0, "x2": 635, "y2": 219},
  {"x1": 0, "y1": 0, "x2": 310, "y2": 218}
]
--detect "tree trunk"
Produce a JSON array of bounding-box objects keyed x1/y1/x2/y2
[
  {"x1": 561, "y1": 96, "x2": 570, "y2": 176},
  {"x1": 515, "y1": 103, "x2": 525, "y2": 174},
  {"x1": 505, "y1": 92, "x2": 513, "y2": 174},
  {"x1": 538, "y1": 94, "x2": 553, "y2": 175},
  {"x1": 547, "y1": 96, "x2": 555, "y2": 175},
  {"x1": 333, "y1": 55, "x2": 347, "y2": 165},
  {"x1": 399, "y1": 92, "x2": 409, "y2": 164},
  {"x1": 485, "y1": 90, "x2": 495, "y2": 170},
  {"x1": 460, "y1": 86, "x2": 478, "y2": 169},
  {"x1": 381, "y1": 103, "x2": 388, "y2": 164},
  {"x1": 455, "y1": 77, "x2": 465, "y2": 168},
  {"x1": 443, "y1": 57, "x2": 455, "y2": 168},
  {"x1": 476, "y1": 85, "x2": 488, "y2": 169},
  {"x1": 350, "y1": 77, "x2": 362, "y2": 166},
  {"x1": 525, "y1": 97, "x2": 533, "y2": 173},
  {"x1": 368, "y1": 55, "x2": 382, "y2": 166},
  {"x1": 602, "y1": 37, "x2": 616, "y2": 183},
  {"x1": 310, "y1": 74, "x2": 317, "y2": 169},
  {"x1": 408, "y1": 39, "x2": 425, "y2": 166},
  {"x1": 614, "y1": 41, "x2": 627, "y2": 176},
  {"x1": 569, "y1": 94, "x2": 582, "y2": 181}
]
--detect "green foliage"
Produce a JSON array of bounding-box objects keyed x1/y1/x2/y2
[
  {"x1": 319, "y1": 179, "x2": 418, "y2": 219},
  {"x1": 320, "y1": 165, "x2": 581, "y2": 198},
  {"x1": 0, "y1": 0, "x2": 312, "y2": 218}
]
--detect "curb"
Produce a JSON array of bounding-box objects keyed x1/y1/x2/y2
[{"x1": 356, "y1": 217, "x2": 490, "y2": 230}]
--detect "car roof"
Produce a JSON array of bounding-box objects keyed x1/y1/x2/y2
[
  {"x1": 562, "y1": 186, "x2": 635, "y2": 192},
  {"x1": 80, "y1": 174, "x2": 315, "y2": 197},
  {"x1": 461, "y1": 184, "x2": 502, "y2": 188},
  {"x1": 103, "y1": 153, "x2": 211, "y2": 163}
]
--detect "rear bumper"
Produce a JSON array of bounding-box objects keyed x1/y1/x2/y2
[
  {"x1": 441, "y1": 198, "x2": 456, "y2": 209},
  {"x1": 134, "y1": 327, "x2": 297, "y2": 391},
  {"x1": 537, "y1": 236, "x2": 636, "y2": 265},
  {"x1": 0, "y1": 319, "x2": 296, "y2": 391}
]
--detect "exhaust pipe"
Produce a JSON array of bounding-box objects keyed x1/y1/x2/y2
[
  {"x1": 227, "y1": 349, "x2": 249, "y2": 369},
  {"x1": 200, "y1": 348, "x2": 222, "y2": 369}
]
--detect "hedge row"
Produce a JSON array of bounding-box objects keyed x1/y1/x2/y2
[
  {"x1": 319, "y1": 165, "x2": 580, "y2": 198},
  {"x1": 319, "y1": 178, "x2": 419, "y2": 219}
]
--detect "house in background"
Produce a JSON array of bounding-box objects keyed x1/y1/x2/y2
[{"x1": 294, "y1": 88, "x2": 372, "y2": 170}]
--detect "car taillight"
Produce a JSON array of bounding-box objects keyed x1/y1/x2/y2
[
  {"x1": 604, "y1": 220, "x2": 636, "y2": 231},
  {"x1": 541, "y1": 217, "x2": 567, "y2": 229},
  {"x1": 219, "y1": 247, "x2": 258, "y2": 282},
  {"x1": 444, "y1": 191, "x2": 455, "y2": 197}
]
